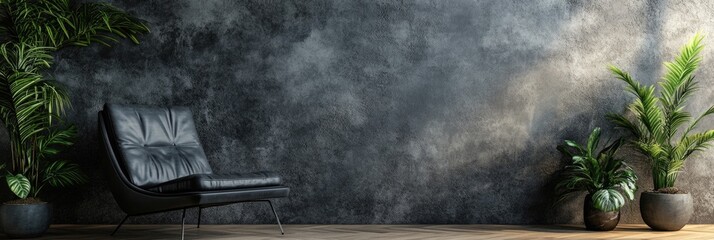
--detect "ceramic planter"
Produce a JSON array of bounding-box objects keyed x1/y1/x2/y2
[
  {"x1": 0, "y1": 202, "x2": 52, "y2": 238},
  {"x1": 583, "y1": 194, "x2": 620, "y2": 231},
  {"x1": 640, "y1": 192, "x2": 693, "y2": 231}
]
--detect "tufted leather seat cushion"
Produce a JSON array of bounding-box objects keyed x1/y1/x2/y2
[
  {"x1": 104, "y1": 104, "x2": 213, "y2": 188},
  {"x1": 147, "y1": 172, "x2": 282, "y2": 193}
]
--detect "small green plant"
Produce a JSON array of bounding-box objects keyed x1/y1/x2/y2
[
  {"x1": 555, "y1": 128, "x2": 638, "y2": 211},
  {"x1": 608, "y1": 33, "x2": 714, "y2": 191}
]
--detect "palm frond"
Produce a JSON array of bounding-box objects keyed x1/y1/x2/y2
[
  {"x1": 37, "y1": 125, "x2": 75, "y2": 157},
  {"x1": 610, "y1": 33, "x2": 713, "y2": 190},
  {"x1": 660, "y1": 32, "x2": 704, "y2": 140},
  {"x1": 610, "y1": 65, "x2": 665, "y2": 141},
  {"x1": 681, "y1": 105, "x2": 714, "y2": 140},
  {"x1": 43, "y1": 160, "x2": 86, "y2": 187},
  {"x1": 0, "y1": 43, "x2": 65, "y2": 144},
  {"x1": 0, "y1": 0, "x2": 149, "y2": 48},
  {"x1": 606, "y1": 112, "x2": 643, "y2": 139}
]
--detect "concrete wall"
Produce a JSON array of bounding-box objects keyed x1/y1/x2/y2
[{"x1": 36, "y1": 0, "x2": 714, "y2": 224}]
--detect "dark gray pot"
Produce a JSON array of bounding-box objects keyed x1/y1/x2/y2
[
  {"x1": 583, "y1": 194, "x2": 620, "y2": 231},
  {"x1": 0, "y1": 202, "x2": 52, "y2": 238},
  {"x1": 640, "y1": 192, "x2": 693, "y2": 231}
]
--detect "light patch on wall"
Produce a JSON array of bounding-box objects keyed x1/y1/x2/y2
[
  {"x1": 276, "y1": 28, "x2": 368, "y2": 128},
  {"x1": 199, "y1": 87, "x2": 214, "y2": 125},
  {"x1": 392, "y1": 21, "x2": 411, "y2": 44},
  {"x1": 284, "y1": 30, "x2": 336, "y2": 101},
  {"x1": 177, "y1": 1, "x2": 250, "y2": 28},
  {"x1": 288, "y1": 30, "x2": 335, "y2": 74},
  {"x1": 470, "y1": 111, "x2": 531, "y2": 166},
  {"x1": 480, "y1": 0, "x2": 567, "y2": 52},
  {"x1": 407, "y1": 120, "x2": 443, "y2": 162},
  {"x1": 93, "y1": 68, "x2": 120, "y2": 84},
  {"x1": 338, "y1": 91, "x2": 367, "y2": 126}
]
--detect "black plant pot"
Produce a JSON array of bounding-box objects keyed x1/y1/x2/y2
[
  {"x1": 0, "y1": 202, "x2": 52, "y2": 238},
  {"x1": 640, "y1": 192, "x2": 693, "y2": 231},
  {"x1": 583, "y1": 194, "x2": 620, "y2": 231}
]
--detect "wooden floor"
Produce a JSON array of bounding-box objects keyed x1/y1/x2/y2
[{"x1": 33, "y1": 224, "x2": 714, "y2": 240}]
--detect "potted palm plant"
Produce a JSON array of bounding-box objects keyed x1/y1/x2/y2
[
  {"x1": 555, "y1": 127, "x2": 638, "y2": 231},
  {"x1": 0, "y1": 43, "x2": 83, "y2": 238},
  {"x1": 608, "y1": 33, "x2": 714, "y2": 231},
  {"x1": 0, "y1": 0, "x2": 147, "y2": 237}
]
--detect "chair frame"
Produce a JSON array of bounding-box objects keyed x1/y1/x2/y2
[{"x1": 110, "y1": 200, "x2": 283, "y2": 239}]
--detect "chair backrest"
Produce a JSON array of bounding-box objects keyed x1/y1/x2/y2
[{"x1": 102, "y1": 104, "x2": 213, "y2": 188}]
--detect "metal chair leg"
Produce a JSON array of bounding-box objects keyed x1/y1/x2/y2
[
  {"x1": 110, "y1": 215, "x2": 130, "y2": 236},
  {"x1": 197, "y1": 207, "x2": 202, "y2": 228},
  {"x1": 181, "y1": 208, "x2": 186, "y2": 240},
  {"x1": 267, "y1": 200, "x2": 284, "y2": 235}
]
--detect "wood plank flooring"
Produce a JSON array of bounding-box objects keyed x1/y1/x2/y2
[{"x1": 33, "y1": 224, "x2": 714, "y2": 240}]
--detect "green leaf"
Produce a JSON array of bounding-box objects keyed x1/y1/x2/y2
[
  {"x1": 592, "y1": 189, "x2": 625, "y2": 211},
  {"x1": 606, "y1": 113, "x2": 642, "y2": 138},
  {"x1": 586, "y1": 127, "x2": 601, "y2": 157},
  {"x1": 556, "y1": 145, "x2": 574, "y2": 158},
  {"x1": 44, "y1": 160, "x2": 86, "y2": 187},
  {"x1": 6, "y1": 173, "x2": 31, "y2": 199},
  {"x1": 564, "y1": 140, "x2": 581, "y2": 149}
]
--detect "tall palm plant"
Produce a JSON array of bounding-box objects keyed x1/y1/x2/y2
[
  {"x1": 0, "y1": 42, "x2": 79, "y2": 199},
  {"x1": 608, "y1": 33, "x2": 714, "y2": 191},
  {"x1": 0, "y1": 0, "x2": 148, "y2": 200}
]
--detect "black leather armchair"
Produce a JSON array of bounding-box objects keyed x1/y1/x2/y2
[{"x1": 99, "y1": 104, "x2": 289, "y2": 239}]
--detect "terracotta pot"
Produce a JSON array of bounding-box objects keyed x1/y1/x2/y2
[
  {"x1": 583, "y1": 194, "x2": 620, "y2": 231},
  {"x1": 640, "y1": 192, "x2": 693, "y2": 231}
]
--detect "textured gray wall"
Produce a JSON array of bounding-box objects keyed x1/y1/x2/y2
[{"x1": 29, "y1": 0, "x2": 714, "y2": 224}]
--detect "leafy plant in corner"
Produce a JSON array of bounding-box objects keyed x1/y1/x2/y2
[
  {"x1": 0, "y1": 0, "x2": 148, "y2": 202},
  {"x1": 555, "y1": 128, "x2": 638, "y2": 212},
  {"x1": 607, "y1": 33, "x2": 714, "y2": 192}
]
